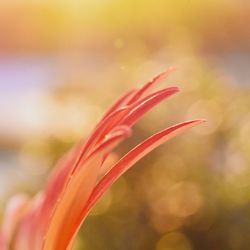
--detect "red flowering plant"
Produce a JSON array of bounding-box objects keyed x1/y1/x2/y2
[{"x1": 0, "y1": 68, "x2": 204, "y2": 250}]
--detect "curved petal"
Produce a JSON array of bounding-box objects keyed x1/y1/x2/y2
[
  {"x1": 67, "y1": 120, "x2": 205, "y2": 246},
  {"x1": 81, "y1": 87, "x2": 179, "y2": 160},
  {"x1": 121, "y1": 87, "x2": 179, "y2": 127},
  {"x1": 0, "y1": 69, "x2": 205, "y2": 250},
  {"x1": 127, "y1": 67, "x2": 176, "y2": 104},
  {"x1": 101, "y1": 89, "x2": 137, "y2": 119},
  {"x1": 42, "y1": 127, "x2": 131, "y2": 250}
]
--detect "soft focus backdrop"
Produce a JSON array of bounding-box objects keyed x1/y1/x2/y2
[{"x1": 0, "y1": 1, "x2": 250, "y2": 249}]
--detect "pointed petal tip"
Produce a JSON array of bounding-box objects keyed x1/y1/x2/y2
[
  {"x1": 191, "y1": 119, "x2": 207, "y2": 124},
  {"x1": 170, "y1": 86, "x2": 181, "y2": 93},
  {"x1": 158, "y1": 66, "x2": 177, "y2": 78},
  {"x1": 160, "y1": 86, "x2": 181, "y2": 96},
  {"x1": 183, "y1": 119, "x2": 206, "y2": 127}
]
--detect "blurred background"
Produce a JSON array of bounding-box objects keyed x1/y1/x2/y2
[{"x1": 0, "y1": 1, "x2": 250, "y2": 249}]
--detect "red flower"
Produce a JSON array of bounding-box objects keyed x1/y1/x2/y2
[{"x1": 0, "y1": 68, "x2": 204, "y2": 250}]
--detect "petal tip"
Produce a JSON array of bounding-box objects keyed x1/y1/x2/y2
[{"x1": 186, "y1": 119, "x2": 207, "y2": 127}]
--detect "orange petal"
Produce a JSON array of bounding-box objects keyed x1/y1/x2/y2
[
  {"x1": 42, "y1": 127, "x2": 131, "y2": 250},
  {"x1": 68, "y1": 120, "x2": 205, "y2": 244},
  {"x1": 127, "y1": 67, "x2": 176, "y2": 104}
]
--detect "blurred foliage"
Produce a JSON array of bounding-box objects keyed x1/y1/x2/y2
[{"x1": 0, "y1": 1, "x2": 250, "y2": 250}]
